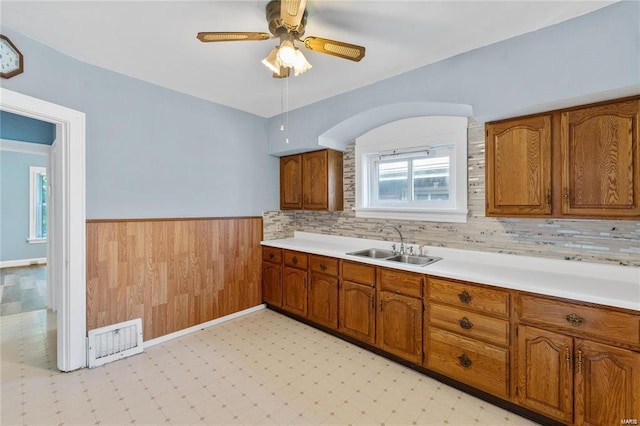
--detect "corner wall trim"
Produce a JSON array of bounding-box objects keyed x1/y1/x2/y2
[
  {"x1": 0, "y1": 258, "x2": 47, "y2": 269},
  {"x1": 142, "y1": 304, "x2": 266, "y2": 349}
]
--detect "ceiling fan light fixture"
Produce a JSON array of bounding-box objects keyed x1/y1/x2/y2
[
  {"x1": 276, "y1": 39, "x2": 297, "y2": 67},
  {"x1": 293, "y1": 49, "x2": 312, "y2": 76},
  {"x1": 261, "y1": 46, "x2": 281, "y2": 74}
]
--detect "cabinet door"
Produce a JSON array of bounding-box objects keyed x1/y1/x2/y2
[
  {"x1": 574, "y1": 339, "x2": 640, "y2": 426},
  {"x1": 302, "y1": 150, "x2": 329, "y2": 210},
  {"x1": 561, "y1": 99, "x2": 640, "y2": 217},
  {"x1": 377, "y1": 292, "x2": 423, "y2": 364},
  {"x1": 280, "y1": 154, "x2": 302, "y2": 210},
  {"x1": 486, "y1": 115, "x2": 552, "y2": 216},
  {"x1": 282, "y1": 267, "x2": 307, "y2": 317},
  {"x1": 262, "y1": 262, "x2": 282, "y2": 307},
  {"x1": 339, "y1": 280, "x2": 375, "y2": 344},
  {"x1": 516, "y1": 325, "x2": 573, "y2": 424},
  {"x1": 307, "y1": 272, "x2": 338, "y2": 329}
]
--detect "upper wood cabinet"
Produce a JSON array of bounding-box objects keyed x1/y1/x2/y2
[
  {"x1": 485, "y1": 96, "x2": 640, "y2": 219},
  {"x1": 486, "y1": 115, "x2": 552, "y2": 216},
  {"x1": 280, "y1": 149, "x2": 344, "y2": 211},
  {"x1": 561, "y1": 99, "x2": 640, "y2": 217}
]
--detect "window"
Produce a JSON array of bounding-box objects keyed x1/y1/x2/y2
[
  {"x1": 29, "y1": 166, "x2": 47, "y2": 243},
  {"x1": 355, "y1": 116, "x2": 468, "y2": 223}
]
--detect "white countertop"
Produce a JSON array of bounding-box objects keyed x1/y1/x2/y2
[{"x1": 262, "y1": 232, "x2": 640, "y2": 312}]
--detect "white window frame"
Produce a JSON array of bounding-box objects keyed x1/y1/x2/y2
[
  {"x1": 355, "y1": 116, "x2": 468, "y2": 223},
  {"x1": 29, "y1": 165, "x2": 47, "y2": 243}
]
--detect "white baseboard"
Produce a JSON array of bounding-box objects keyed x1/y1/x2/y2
[
  {"x1": 143, "y1": 304, "x2": 266, "y2": 349},
  {"x1": 0, "y1": 258, "x2": 47, "y2": 269}
]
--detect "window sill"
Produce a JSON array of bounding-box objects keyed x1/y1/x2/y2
[
  {"x1": 354, "y1": 207, "x2": 468, "y2": 223},
  {"x1": 28, "y1": 238, "x2": 47, "y2": 244}
]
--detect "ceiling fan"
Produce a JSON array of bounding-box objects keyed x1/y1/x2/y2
[{"x1": 196, "y1": 0, "x2": 366, "y2": 78}]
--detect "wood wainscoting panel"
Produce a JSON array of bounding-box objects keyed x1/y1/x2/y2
[{"x1": 86, "y1": 217, "x2": 263, "y2": 340}]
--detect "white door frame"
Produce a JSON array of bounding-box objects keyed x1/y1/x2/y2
[{"x1": 1, "y1": 88, "x2": 86, "y2": 371}]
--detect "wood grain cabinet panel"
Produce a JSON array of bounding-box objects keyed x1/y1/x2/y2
[
  {"x1": 516, "y1": 325, "x2": 574, "y2": 424},
  {"x1": 377, "y1": 291, "x2": 423, "y2": 364},
  {"x1": 378, "y1": 268, "x2": 423, "y2": 299},
  {"x1": 485, "y1": 96, "x2": 640, "y2": 219},
  {"x1": 486, "y1": 114, "x2": 552, "y2": 216},
  {"x1": 574, "y1": 339, "x2": 640, "y2": 426},
  {"x1": 284, "y1": 251, "x2": 308, "y2": 269},
  {"x1": 308, "y1": 272, "x2": 339, "y2": 329},
  {"x1": 339, "y1": 280, "x2": 376, "y2": 344},
  {"x1": 429, "y1": 327, "x2": 509, "y2": 399},
  {"x1": 429, "y1": 303, "x2": 509, "y2": 346},
  {"x1": 561, "y1": 99, "x2": 640, "y2": 217},
  {"x1": 280, "y1": 154, "x2": 302, "y2": 209},
  {"x1": 309, "y1": 255, "x2": 339, "y2": 276},
  {"x1": 282, "y1": 267, "x2": 307, "y2": 317},
  {"x1": 262, "y1": 262, "x2": 282, "y2": 307},
  {"x1": 280, "y1": 149, "x2": 343, "y2": 211},
  {"x1": 429, "y1": 277, "x2": 509, "y2": 317},
  {"x1": 342, "y1": 261, "x2": 376, "y2": 285}
]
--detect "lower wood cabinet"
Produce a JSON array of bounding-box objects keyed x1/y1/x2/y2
[
  {"x1": 262, "y1": 247, "x2": 283, "y2": 307},
  {"x1": 282, "y1": 266, "x2": 307, "y2": 317},
  {"x1": 307, "y1": 255, "x2": 339, "y2": 329},
  {"x1": 340, "y1": 261, "x2": 376, "y2": 344},
  {"x1": 377, "y1": 268, "x2": 424, "y2": 364}
]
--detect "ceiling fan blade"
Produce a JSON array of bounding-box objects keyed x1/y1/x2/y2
[
  {"x1": 196, "y1": 32, "x2": 271, "y2": 42},
  {"x1": 303, "y1": 37, "x2": 366, "y2": 62},
  {"x1": 281, "y1": 0, "x2": 307, "y2": 31}
]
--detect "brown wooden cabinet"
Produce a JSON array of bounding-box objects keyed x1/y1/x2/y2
[
  {"x1": 486, "y1": 114, "x2": 552, "y2": 216},
  {"x1": 486, "y1": 96, "x2": 640, "y2": 219},
  {"x1": 280, "y1": 149, "x2": 343, "y2": 211},
  {"x1": 561, "y1": 99, "x2": 640, "y2": 217},
  {"x1": 282, "y1": 251, "x2": 308, "y2": 317},
  {"x1": 340, "y1": 261, "x2": 376, "y2": 344},
  {"x1": 280, "y1": 154, "x2": 303, "y2": 209},
  {"x1": 307, "y1": 255, "x2": 339, "y2": 329},
  {"x1": 426, "y1": 277, "x2": 511, "y2": 399},
  {"x1": 262, "y1": 247, "x2": 283, "y2": 307},
  {"x1": 517, "y1": 294, "x2": 640, "y2": 424},
  {"x1": 376, "y1": 268, "x2": 423, "y2": 364}
]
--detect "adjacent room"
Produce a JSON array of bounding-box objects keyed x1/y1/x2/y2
[{"x1": 1, "y1": 1, "x2": 638, "y2": 425}]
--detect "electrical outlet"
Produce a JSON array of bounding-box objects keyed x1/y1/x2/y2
[{"x1": 275, "y1": 223, "x2": 283, "y2": 232}]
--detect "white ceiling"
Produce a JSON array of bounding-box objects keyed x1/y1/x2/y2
[{"x1": 1, "y1": 1, "x2": 615, "y2": 118}]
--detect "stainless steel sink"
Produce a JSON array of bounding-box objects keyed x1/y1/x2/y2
[
  {"x1": 346, "y1": 248, "x2": 442, "y2": 267},
  {"x1": 385, "y1": 254, "x2": 442, "y2": 266},
  {"x1": 346, "y1": 248, "x2": 396, "y2": 259}
]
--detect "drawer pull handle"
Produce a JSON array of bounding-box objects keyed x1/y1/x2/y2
[
  {"x1": 320, "y1": 262, "x2": 327, "y2": 271},
  {"x1": 565, "y1": 313, "x2": 585, "y2": 326},
  {"x1": 269, "y1": 252, "x2": 274, "y2": 260},
  {"x1": 292, "y1": 256, "x2": 298, "y2": 265},
  {"x1": 458, "y1": 317, "x2": 474, "y2": 330},
  {"x1": 458, "y1": 290, "x2": 473, "y2": 304},
  {"x1": 457, "y1": 353, "x2": 472, "y2": 368}
]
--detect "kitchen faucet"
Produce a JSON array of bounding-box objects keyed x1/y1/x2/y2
[{"x1": 380, "y1": 224, "x2": 405, "y2": 255}]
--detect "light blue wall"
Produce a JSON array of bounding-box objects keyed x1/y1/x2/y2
[
  {"x1": 0, "y1": 150, "x2": 48, "y2": 262},
  {"x1": 0, "y1": 111, "x2": 56, "y2": 145},
  {"x1": 268, "y1": 1, "x2": 640, "y2": 155},
  {"x1": 0, "y1": 28, "x2": 278, "y2": 219}
]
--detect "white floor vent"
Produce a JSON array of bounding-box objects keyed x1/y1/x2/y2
[{"x1": 88, "y1": 318, "x2": 143, "y2": 368}]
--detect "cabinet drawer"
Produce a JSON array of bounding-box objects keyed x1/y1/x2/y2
[
  {"x1": 429, "y1": 278, "x2": 509, "y2": 317},
  {"x1": 262, "y1": 247, "x2": 282, "y2": 264},
  {"x1": 518, "y1": 294, "x2": 640, "y2": 347},
  {"x1": 379, "y1": 268, "x2": 423, "y2": 299},
  {"x1": 427, "y1": 327, "x2": 509, "y2": 399},
  {"x1": 342, "y1": 261, "x2": 375, "y2": 286},
  {"x1": 284, "y1": 251, "x2": 308, "y2": 269},
  {"x1": 429, "y1": 303, "x2": 509, "y2": 346},
  {"x1": 309, "y1": 255, "x2": 339, "y2": 276}
]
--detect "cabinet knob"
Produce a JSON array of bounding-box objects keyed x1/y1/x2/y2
[
  {"x1": 565, "y1": 313, "x2": 585, "y2": 326},
  {"x1": 458, "y1": 290, "x2": 473, "y2": 304},
  {"x1": 269, "y1": 252, "x2": 274, "y2": 259},
  {"x1": 458, "y1": 317, "x2": 474, "y2": 330},
  {"x1": 320, "y1": 262, "x2": 327, "y2": 271},
  {"x1": 457, "y1": 353, "x2": 472, "y2": 368},
  {"x1": 563, "y1": 188, "x2": 570, "y2": 205},
  {"x1": 292, "y1": 256, "x2": 298, "y2": 265}
]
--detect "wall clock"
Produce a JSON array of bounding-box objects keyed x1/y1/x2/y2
[{"x1": 0, "y1": 34, "x2": 24, "y2": 79}]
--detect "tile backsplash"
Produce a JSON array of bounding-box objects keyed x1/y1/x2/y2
[{"x1": 264, "y1": 122, "x2": 640, "y2": 267}]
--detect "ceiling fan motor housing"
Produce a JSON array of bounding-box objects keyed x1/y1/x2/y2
[{"x1": 266, "y1": 0, "x2": 307, "y2": 38}]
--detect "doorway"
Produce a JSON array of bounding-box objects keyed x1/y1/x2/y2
[{"x1": 0, "y1": 88, "x2": 86, "y2": 371}]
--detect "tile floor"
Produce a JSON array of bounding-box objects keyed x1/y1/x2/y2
[
  {"x1": 0, "y1": 308, "x2": 539, "y2": 425},
  {"x1": 0, "y1": 266, "x2": 47, "y2": 316}
]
